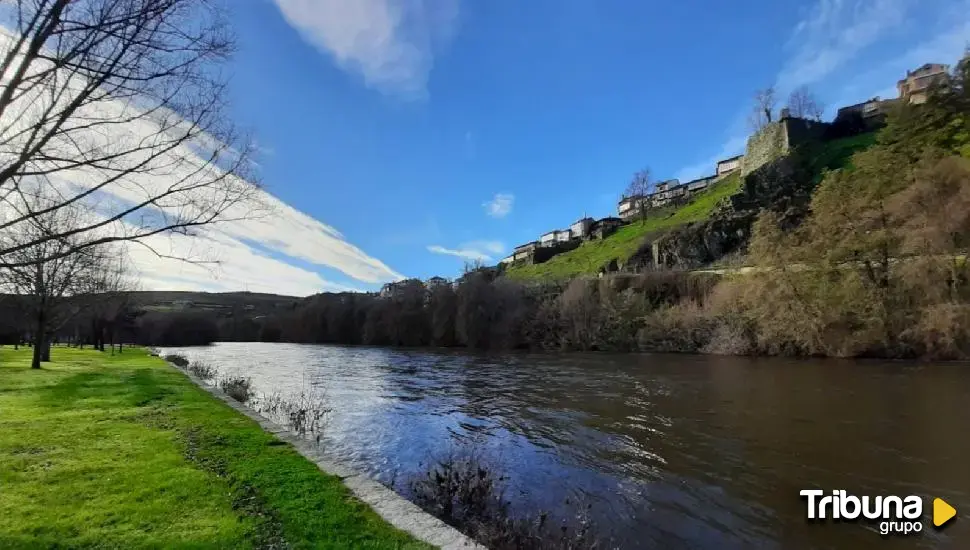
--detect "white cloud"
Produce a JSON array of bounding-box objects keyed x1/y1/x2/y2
[
  {"x1": 427, "y1": 240, "x2": 504, "y2": 262},
  {"x1": 676, "y1": 0, "x2": 916, "y2": 180},
  {"x1": 128, "y1": 231, "x2": 366, "y2": 295},
  {"x1": 427, "y1": 245, "x2": 491, "y2": 262},
  {"x1": 777, "y1": 0, "x2": 910, "y2": 93},
  {"x1": 833, "y1": 5, "x2": 970, "y2": 107},
  {"x1": 463, "y1": 240, "x2": 504, "y2": 255},
  {"x1": 0, "y1": 28, "x2": 403, "y2": 297},
  {"x1": 271, "y1": 0, "x2": 460, "y2": 98},
  {"x1": 483, "y1": 193, "x2": 514, "y2": 218},
  {"x1": 675, "y1": 134, "x2": 747, "y2": 182}
]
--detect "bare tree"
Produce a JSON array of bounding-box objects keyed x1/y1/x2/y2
[
  {"x1": 0, "y1": 194, "x2": 119, "y2": 369},
  {"x1": 748, "y1": 87, "x2": 777, "y2": 132},
  {"x1": 74, "y1": 251, "x2": 137, "y2": 352},
  {"x1": 624, "y1": 168, "x2": 651, "y2": 224},
  {"x1": 0, "y1": 0, "x2": 261, "y2": 269},
  {"x1": 787, "y1": 86, "x2": 825, "y2": 121}
]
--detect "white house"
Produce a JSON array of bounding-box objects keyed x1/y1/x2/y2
[
  {"x1": 570, "y1": 217, "x2": 593, "y2": 238},
  {"x1": 716, "y1": 155, "x2": 743, "y2": 177}
]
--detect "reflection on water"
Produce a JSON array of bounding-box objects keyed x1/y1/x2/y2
[{"x1": 161, "y1": 343, "x2": 970, "y2": 549}]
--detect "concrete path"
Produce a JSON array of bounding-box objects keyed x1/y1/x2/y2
[{"x1": 174, "y1": 364, "x2": 485, "y2": 550}]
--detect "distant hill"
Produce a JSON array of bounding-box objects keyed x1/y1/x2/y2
[{"x1": 129, "y1": 291, "x2": 300, "y2": 315}]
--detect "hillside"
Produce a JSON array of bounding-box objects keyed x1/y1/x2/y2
[
  {"x1": 506, "y1": 173, "x2": 743, "y2": 280},
  {"x1": 129, "y1": 291, "x2": 300, "y2": 314},
  {"x1": 505, "y1": 132, "x2": 879, "y2": 281}
]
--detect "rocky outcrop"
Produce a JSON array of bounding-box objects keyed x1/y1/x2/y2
[
  {"x1": 622, "y1": 151, "x2": 819, "y2": 271},
  {"x1": 624, "y1": 214, "x2": 754, "y2": 270}
]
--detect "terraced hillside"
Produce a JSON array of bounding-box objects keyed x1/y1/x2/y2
[
  {"x1": 505, "y1": 132, "x2": 879, "y2": 281},
  {"x1": 506, "y1": 173, "x2": 742, "y2": 280}
]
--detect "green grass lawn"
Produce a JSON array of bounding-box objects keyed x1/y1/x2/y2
[
  {"x1": 506, "y1": 173, "x2": 743, "y2": 281},
  {"x1": 807, "y1": 131, "x2": 878, "y2": 182},
  {"x1": 0, "y1": 346, "x2": 428, "y2": 549}
]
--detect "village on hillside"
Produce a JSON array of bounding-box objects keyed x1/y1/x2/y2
[{"x1": 499, "y1": 62, "x2": 951, "y2": 268}]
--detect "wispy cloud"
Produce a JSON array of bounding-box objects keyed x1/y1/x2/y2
[
  {"x1": 271, "y1": 0, "x2": 461, "y2": 98},
  {"x1": 427, "y1": 240, "x2": 504, "y2": 262},
  {"x1": 128, "y1": 230, "x2": 367, "y2": 296},
  {"x1": 675, "y1": 134, "x2": 747, "y2": 182},
  {"x1": 483, "y1": 193, "x2": 514, "y2": 218},
  {"x1": 0, "y1": 30, "x2": 402, "y2": 297},
  {"x1": 777, "y1": 0, "x2": 910, "y2": 93},
  {"x1": 832, "y1": 1, "x2": 970, "y2": 106},
  {"x1": 677, "y1": 0, "x2": 916, "y2": 180}
]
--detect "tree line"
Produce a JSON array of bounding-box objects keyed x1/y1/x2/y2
[{"x1": 0, "y1": 0, "x2": 258, "y2": 368}]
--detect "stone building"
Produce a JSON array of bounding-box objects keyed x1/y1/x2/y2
[
  {"x1": 687, "y1": 174, "x2": 716, "y2": 192},
  {"x1": 617, "y1": 196, "x2": 644, "y2": 220},
  {"x1": 716, "y1": 155, "x2": 743, "y2": 177},
  {"x1": 513, "y1": 241, "x2": 537, "y2": 262},
  {"x1": 898, "y1": 63, "x2": 950, "y2": 104},
  {"x1": 590, "y1": 217, "x2": 624, "y2": 239},
  {"x1": 835, "y1": 96, "x2": 898, "y2": 128},
  {"x1": 539, "y1": 229, "x2": 570, "y2": 247},
  {"x1": 570, "y1": 217, "x2": 593, "y2": 238}
]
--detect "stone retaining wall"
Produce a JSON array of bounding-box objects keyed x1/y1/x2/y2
[{"x1": 172, "y1": 363, "x2": 485, "y2": 550}]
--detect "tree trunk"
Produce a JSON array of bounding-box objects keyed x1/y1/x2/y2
[
  {"x1": 31, "y1": 305, "x2": 45, "y2": 369},
  {"x1": 42, "y1": 333, "x2": 52, "y2": 362},
  {"x1": 31, "y1": 331, "x2": 43, "y2": 369}
]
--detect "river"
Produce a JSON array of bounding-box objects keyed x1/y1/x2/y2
[{"x1": 160, "y1": 342, "x2": 970, "y2": 549}]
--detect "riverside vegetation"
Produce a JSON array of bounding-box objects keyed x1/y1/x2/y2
[
  {"x1": 0, "y1": 346, "x2": 427, "y2": 549},
  {"x1": 260, "y1": 52, "x2": 970, "y2": 360}
]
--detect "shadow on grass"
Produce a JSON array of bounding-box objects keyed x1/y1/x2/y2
[{"x1": 36, "y1": 368, "x2": 173, "y2": 410}]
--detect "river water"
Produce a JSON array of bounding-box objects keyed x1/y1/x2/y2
[{"x1": 160, "y1": 342, "x2": 970, "y2": 549}]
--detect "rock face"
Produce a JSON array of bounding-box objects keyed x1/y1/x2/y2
[
  {"x1": 626, "y1": 214, "x2": 754, "y2": 270},
  {"x1": 623, "y1": 150, "x2": 818, "y2": 271}
]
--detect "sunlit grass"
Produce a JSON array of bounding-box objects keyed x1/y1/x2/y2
[
  {"x1": 506, "y1": 173, "x2": 742, "y2": 281},
  {"x1": 0, "y1": 346, "x2": 427, "y2": 549}
]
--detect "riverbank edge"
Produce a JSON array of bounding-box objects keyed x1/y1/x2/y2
[{"x1": 168, "y1": 360, "x2": 484, "y2": 550}]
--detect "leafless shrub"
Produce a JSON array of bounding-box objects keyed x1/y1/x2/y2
[
  {"x1": 164, "y1": 354, "x2": 190, "y2": 367},
  {"x1": 406, "y1": 453, "x2": 599, "y2": 550},
  {"x1": 637, "y1": 301, "x2": 716, "y2": 353},
  {"x1": 220, "y1": 375, "x2": 253, "y2": 403},
  {"x1": 903, "y1": 303, "x2": 970, "y2": 359},
  {"x1": 701, "y1": 320, "x2": 755, "y2": 355},
  {"x1": 188, "y1": 361, "x2": 216, "y2": 381},
  {"x1": 256, "y1": 389, "x2": 331, "y2": 442}
]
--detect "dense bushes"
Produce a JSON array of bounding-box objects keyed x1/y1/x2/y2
[
  {"x1": 638, "y1": 71, "x2": 970, "y2": 360},
  {"x1": 270, "y1": 271, "x2": 715, "y2": 353},
  {"x1": 135, "y1": 312, "x2": 220, "y2": 346}
]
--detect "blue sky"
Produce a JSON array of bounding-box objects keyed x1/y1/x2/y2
[{"x1": 138, "y1": 0, "x2": 970, "y2": 295}]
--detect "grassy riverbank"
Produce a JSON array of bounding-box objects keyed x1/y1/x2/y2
[{"x1": 0, "y1": 347, "x2": 428, "y2": 549}]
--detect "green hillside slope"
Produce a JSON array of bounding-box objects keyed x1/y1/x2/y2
[
  {"x1": 506, "y1": 132, "x2": 879, "y2": 281},
  {"x1": 506, "y1": 173, "x2": 742, "y2": 281}
]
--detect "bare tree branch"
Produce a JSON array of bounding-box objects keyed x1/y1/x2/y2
[
  {"x1": 0, "y1": 0, "x2": 261, "y2": 267},
  {"x1": 787, "y1": 86, "x2": 825, "y2": 121},
  {"x1": 748, "y1": 86, "x2": 777, "y2": 132},
  {"x1": 624, "y1": 168, "x2": 651, "y2": 224}
]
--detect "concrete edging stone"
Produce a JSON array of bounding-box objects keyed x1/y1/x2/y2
[{"x1": 168, "y1": 361, "x2": 485, "y2": 550}]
